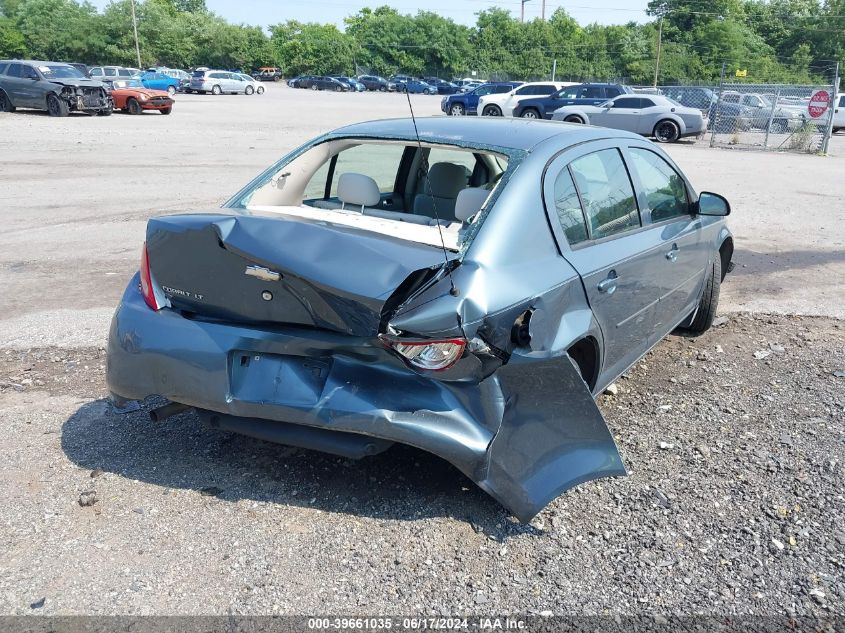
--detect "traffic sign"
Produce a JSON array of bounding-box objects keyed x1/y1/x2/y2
[{"x1": 808, "y1": 90, "x2": 830, "y2": 118}]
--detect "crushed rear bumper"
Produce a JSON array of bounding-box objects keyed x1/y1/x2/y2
[{"x1": 107, "y1": 275, "x2": 625, "y2": 522}]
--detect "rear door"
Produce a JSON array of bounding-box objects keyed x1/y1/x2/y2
[{"x1": 543, "y1": 142, "x2": 661, "y2": 383}]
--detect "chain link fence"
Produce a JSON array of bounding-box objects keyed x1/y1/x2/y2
[{"x1": 632, "y1": 64, "x2": 840, "y2": 154}]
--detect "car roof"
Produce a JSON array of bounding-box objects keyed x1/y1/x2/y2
[
  {"x1": 0, "y1": 59, "x2": 76, "y2": 66},
  {"x1": 329, "y1": 116, "x2": 641, "y2": 152}
]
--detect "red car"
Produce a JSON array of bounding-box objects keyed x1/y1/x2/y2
[{"x1": 107, "y1": 79, "x2": 173, "y2": 115}]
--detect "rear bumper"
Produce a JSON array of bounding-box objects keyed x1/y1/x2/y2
[{"x1": 107, "y1": 275, "x2": 625, "y2": 521}]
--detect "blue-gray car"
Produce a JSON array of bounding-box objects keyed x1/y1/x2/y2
[{"x1": 106, "y1": 117, "x2": 734, "y2": 522}]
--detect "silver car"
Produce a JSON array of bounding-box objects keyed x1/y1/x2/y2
[
  {"x1": 188, "y1": 70, "x2": 248, "y2": 95},
  {"x1": 552, "y1": 94, "x2": 707, "y2": 143},
  {"x1": 106, "y1": 117, "x2": 733, "y2": 522},
  {"x1": 236, "y1": 73, "x2": 265, "y2": 95},
  {"x1": 0, "y1": 59, "x2": 111, "y2": 116}
]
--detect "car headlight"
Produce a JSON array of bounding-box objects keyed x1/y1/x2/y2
[{"x1": 138, "y1": 94, "x2": 148, "y2": 101}]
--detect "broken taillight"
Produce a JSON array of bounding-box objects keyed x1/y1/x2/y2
[
  {"x1": 382, "y1": 337, "x2": 466, "y2": 371},
  {"x1": 139, "y1": 243, "x2": 161, "y2": 311}
]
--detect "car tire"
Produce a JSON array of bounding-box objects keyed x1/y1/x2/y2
[
  {"x1": 245, "y1": 85, "x2": 254, "y2": 95},
  {"x1": 47, "y1": 93, "x2": 69, "y2": 117},
  {"x1": 564, "y1": 115, "x2": 585, "y2": 124},
  {"x1": 684, "y1": 256, "x2": 721, "y2": 334},
  {"x1": 770, "y1": 119, "x2": 787, "y2": 134},
  {"x1": 335, "y1": 86, "x2": 342, "y2": 92},
  {"x1": 0, "y1": 90, "x2": 15, "y2": 113},
  {"x1": 127, "y1": 98, "x2": 142, "y2": 115},
  {"x1": 520, "y1": 108, "x2": 540, "y2": 119},
  {"x1": 211, "y1": 85, "x2": 222, "y2": 95},
  {"x1": 449, "y1": 103, "x2": 465, "y2": 116},
  {"x1": 257, "y1": 86, "x2": 264, "y2": 94},
  {"x1": 482, "y1": 105, "x2": 502, "y2": 116},
  {"x1": 653, "y1": 119, "x2": 680, "y2": 143},
  {"x1": 311, "y1": 84, "x2": 318, "y2": 91},
  {"x1": 379, "y1": 85, "x2": 387, "y2": 92},
  {"x1": 167, "y1": 85, "x2": 176, "y2": 96},
  {"x1": 160, "y1": 107, "x2": 172, "y2": 115},
  {"x1": 273, "y1": 76, "x2": 280, "y2": 82},
  {"x1": 98, "y1": 107, "x2": 112, "y2": 116}
]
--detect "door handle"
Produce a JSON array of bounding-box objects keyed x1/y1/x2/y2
[
  {"x1": 665, "y1": 243, "x2": 680, "y2": 262},
  {"x1": 597, "y1": 272, "x2": 618, "y2": 295}
]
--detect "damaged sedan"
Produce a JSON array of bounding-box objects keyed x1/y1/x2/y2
[
  {"x1": 0, "y1": 60, "x2": 112, "y2": 116},
  {"x1": 107, "y1": 117, "x2": 734, "y2": 521}
]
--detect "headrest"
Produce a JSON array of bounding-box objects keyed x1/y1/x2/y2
[
  {"x1": 337, "y1": 173, "x2": 380, "y2": 208},
  {"x1": 426, "y1": 162, "x2": 469, "y2": 199},
  {"x1": 454, "y1": 187, "x2": 490, "y2": 222}
]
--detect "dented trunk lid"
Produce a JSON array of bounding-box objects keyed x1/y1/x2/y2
[{"x1": 145, "y1": 212, "x2": 454, "y2": 336}]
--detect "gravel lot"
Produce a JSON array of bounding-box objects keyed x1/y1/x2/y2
[{"x1": 0, "y1": 85, "x2": 843, "y2": 616}]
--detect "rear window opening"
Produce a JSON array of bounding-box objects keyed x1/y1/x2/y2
[{"x1": 230, "y1": 139, "x2": 510, "y2": 251}]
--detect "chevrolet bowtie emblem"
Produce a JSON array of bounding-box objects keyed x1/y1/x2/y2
[{"x1": 244, "y1": 265, "x2": 281, "y2": 282}]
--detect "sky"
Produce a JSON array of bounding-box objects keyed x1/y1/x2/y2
[{"x1": 90, "y1": 0, "x2": 654, "y2": 29}]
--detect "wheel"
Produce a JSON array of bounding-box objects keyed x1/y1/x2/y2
[
  {"x1": 184, "y1": 88, "x2": 193, "y2": 94},
  {"x1": 311, "y1": 84, "x2": 318, "y2": 91},
  {"x1": 449, "y1": 103, "x2": 465, "y2": 116},
  {"x1": 47, "y1": 93, "x2": 69, "y2": 117},
  {"x1": 0, "y1": 90, "x2": 15, "y2": 112},
  {"x1": 684, "y1": 256, "x2": 721, "y2": 334},
  {"x1": 770, "y1": 119, "x2": 787, "y2": 134},
  {"x1": 653, "y1": 119, "x2": 680, "y2": 143},
  {"x1": 245, "y1": 85, "x2": 254, "y2": 95},
  {"x1": 211, "y1": 84, "x2": 222, "y2": 95},
  {"x1": 482, "y1": 105, "x2": 501, "y2": 116},
  {"x1": 427, "y1": 89, "x2": 436, "y2": 95},
  {"x1": 127, "y1": 98, "x2": 142, "y2": 115},
  {"x1": 257, "y1": 86, "x2": 264, "y2": 94},
  {"x1": 564, "y1": 115, "x2": 585, "y2": 124},
  {"x1": 160, "y1": 107, "x2": 172, "y2": 115},
  {"x1": 167, "y1": 85, "x2": 176, "y2": 96},
  {"x1": 273, "y1": 76, "x2": 280, "y2": 82},
  {"x1": 98, "y1": 107, "x2": 112, "y2": 116},
  {"x1": 520, "y1": 108, "x2": 540, "y2": 119},
  {"x1": 379, "y1": 85, "x2": 386, "y2": 92},
  {"x1": 335, "y1": 86, "x2": 342, "y2": 92}
]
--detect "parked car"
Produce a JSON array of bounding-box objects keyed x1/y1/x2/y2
[
  {"x1": 236, "y1": 73, "x2": 265, "y2": 95},
  {"x1": 834, "y1": 93, "x2": 845, "y2": 133},
  {"x1": 708, "y1": 101, "x2": 754, "y2": 133},
  {"x1": 136, "y1": 70, "x2": 181, "y2": 95},
  {"x1": 357, "y1": 75, "x2": 390, "y2": 91},
  {"x1": 0, "y1": 59, "x2": 112, "y2": 116},
  {"x1": 720, "y1": 91, "x2": 803, "y2": 133},
  {"x1": 423, "y1": 77, "x2": 459, "y2": 95},
  {"x1": 65, "y1": 62, "x2": 89, "y2": 77},
  {"x1": 308, "y1": 76, "x2": 352, "y2": 92},
  {"x1": 332, "y1": 76, "x2": 365, "y2": 92},
  {"x1": 513, "y1": 83, "x2": 632, "y2": 119},
  {"x1": 289, "y1": 75, "x2": 318, "y2": 89},
  {"x1": 388, "y1": 74, "x2": 415, "y2": 90},
  {"x1": 103, "y1": 78, "x2": 173, "y2": 115},
  {"x1": 88, "y1": 66, "x2": 138, "y2": 80},
  {"x1": 458, "y1": 81, "x2": 483, "y2": 93},
  {"x1": 106, "y1": 116, "x2": 733, "y2": 523},
  {"x1": 479, "y1": 81, "x2": 571, "y2": 117},
  {"x1": 252, "y1": 67, "x2": 282, "y2": 82},
  {"x1": 400, "y1": 79, "x2": 437, "y2": 95},
  {"x1": 551, "y1": 94, "x2": 706, "y2": 143},
  {"x1": 659, "y1": 86, "x2": 716, "y2": 115},
  {"x1": 187, "y1": 69, "x2": 249, "y2": 95},
  {"x1": 441, "y1": 81, "x2": 522, "y2": 116}
]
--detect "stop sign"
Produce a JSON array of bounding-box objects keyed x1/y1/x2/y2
[{"x1": 808, "y1": 90, "x2": 830, "y2": 118}]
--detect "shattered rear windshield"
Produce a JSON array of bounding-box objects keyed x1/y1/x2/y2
[
  {"x1": 228, "y1": 138, "x2": 516, "y2": 253},
  {"x1": 40, "y1": 65, "x2": 85, "y2": 79}
]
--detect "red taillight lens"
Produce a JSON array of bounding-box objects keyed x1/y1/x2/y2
[
  {"x1": 139, "y1": 243, "x2": 160, "y2": 311},
  {"x1": 383, "y1": 337, "x2": 466, "y2": 371}
]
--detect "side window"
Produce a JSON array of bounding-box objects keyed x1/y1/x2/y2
[
  {"x1": 426, "y1": 147, "x2": 477, "y2": 179},
  {"x1": 640, "y1": 98, "x2": 656, "y2": 108},
  {"x1": 585, "y1": 86, "x2": 605, "y2": 98},
  {"x1": 494, "y1": 85, "x2": 511, "y2": 94},
  {"x1": 330, "y1": 144, "x2": 407, "y2": 196},
  {"x1": 839, "y1": 95, "x2": 845, "y2": 107},
  {"x1": 20, "y1": 65, "x2": 38, "y2": 79},
  {"x1": 612, "y1": 98, "x2": 641, "y2": 109},
  {"x1": 628, "y1": 148, "x2": 690, "y2": 222},
  {"x1": 605, "y1": 86, "x2": 623, "y2": 97},
  {"x1": 569, "y1": 149, "x2": 640, "y2": 239},
  {"x1": 90, "y1": 68, "x2": 103, "y2": 76},
  {"x1": 475, "y1": 86, "x2": 493, "y2": 96},
  {"x1": 6, "y1": 63, "x2": 22, "y2": 77},
  {"x1": 105, "y1": 68, "x2": 117, "y2": 77},
  {"x1": 723, "y1": 93, "x2": 739, "y2": 104},
  {"x1": 536, "y1": 84, "x2": 557, "y2": 95},
  {"x1": 552, "y1": 168, "x2": 588, "y2": 245},
  {"x1": 559, "y1": 87, "x2": 580, "y2": 99},
  {"x1": 515, "y1": 86, "x2": 532, "y2": 95},
  {"x1": 0, "y1": 63, "x2": 7, "y2": 75},
  {"x1": 118, "y1": 69, "x2": 132, "y2": 77}
]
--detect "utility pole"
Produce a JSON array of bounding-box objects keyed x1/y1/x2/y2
[
  {"x1": 541, "y1": 0, "x2": 546, "y2": 19},
  {"x1": 652, "y1": 16, "x2": 663, "y2": 89},
  {"x1": 551, "y1": 59, "x2": 556, "y2": 81},
  {"x1": 130, "y1": 0, "x2": 142, "y2": 69},
  {"x1": 521, "y1": 0, "x2": 531, "y2": 23}
]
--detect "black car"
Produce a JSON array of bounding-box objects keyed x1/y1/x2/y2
[
  {"x1": 357, "y1": 75, "x2": 389, "y2": 91},
  {"x1": 291, "y1": 75, "x2": 319, "y2": 89},
  {"x1": 424, "y1": 77, "x2": 459, "y2": 95},
  {"x1": 513, "y1": 83, "x2": 631, "y2": 119},
  {"x1": 309, "y1": 76, "x2": 352, "y2": 92}
]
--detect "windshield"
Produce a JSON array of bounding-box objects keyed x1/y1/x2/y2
[{"x1": 40, "y1": 65, "x2": 84, "y2": 79}]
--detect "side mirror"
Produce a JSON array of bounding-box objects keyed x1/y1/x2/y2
[{"x1": 696, "y1": 192, "x2": 731, "y2": 216}]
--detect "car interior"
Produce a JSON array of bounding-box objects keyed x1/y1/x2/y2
[{"x1": 239, "y1": 140, "x2": 510, "y2": 250}]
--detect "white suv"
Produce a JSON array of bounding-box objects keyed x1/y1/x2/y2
[
  {"x1": 478, "y1": 82, "x2": 575, "y2": 117},
  {"x1": 834, "y1": 93, "x2": 845, "y2": 133}
]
